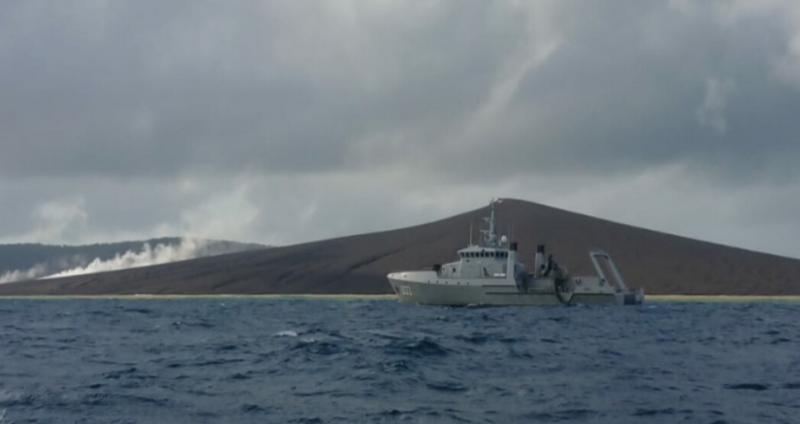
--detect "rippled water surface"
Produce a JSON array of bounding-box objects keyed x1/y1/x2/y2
[{"x1": 1, "y1": 298, "x2": 799, "y2": 423}]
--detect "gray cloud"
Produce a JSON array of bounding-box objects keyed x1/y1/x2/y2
[
  {"x1": 696, "y1": 77, "x2": 734, "y2": 134},
  {"x1": 2, "y1": 1, "x2": 800, "y2": 257}
]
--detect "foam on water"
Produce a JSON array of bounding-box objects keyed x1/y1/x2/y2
[{"x1": 0, "y1": 298, "x2": 799, "y2": 423}]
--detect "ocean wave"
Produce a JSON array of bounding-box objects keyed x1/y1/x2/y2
[{"x1": 1, "y1": 299, "x2": 798, "y2": 423}]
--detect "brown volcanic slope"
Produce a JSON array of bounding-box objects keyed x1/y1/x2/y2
[{"x1": 1, "y1": 198, "x2": 799, "y2": 295}]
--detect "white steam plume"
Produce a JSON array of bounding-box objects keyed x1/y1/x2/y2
[
  {"x1": 42, "y1": 238, "x2": 208, "y2": 279},
  {"x1": 0, "y1": 264, "x2": 49, "y2": 284}
]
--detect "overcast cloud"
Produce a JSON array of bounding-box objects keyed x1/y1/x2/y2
[{"x1": 2, "y1": 0, "x2": 800, "y2": 257}]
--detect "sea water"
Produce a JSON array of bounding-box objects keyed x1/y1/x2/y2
[{"x1": 0, "y1": 298, "x2": 798, "y2": 423}]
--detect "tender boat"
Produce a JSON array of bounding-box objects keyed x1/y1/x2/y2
[{"x1": 387, "y1": 199, "x2": 645, "y2": 306}]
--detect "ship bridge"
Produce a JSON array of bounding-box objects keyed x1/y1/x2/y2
[{"x1": 457, "y1": 247, "x2": 509, "y2": 260}]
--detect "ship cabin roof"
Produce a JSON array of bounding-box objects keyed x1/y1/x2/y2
[{"x1": 457, "y1": 246, "x2": 509, "y2": 259}]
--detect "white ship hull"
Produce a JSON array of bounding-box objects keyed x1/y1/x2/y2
[{"x1": 388, "y1": 271, "x2": 630, "y2": 306}]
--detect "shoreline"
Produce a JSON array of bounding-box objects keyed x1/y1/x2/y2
[
  {"x1": 0, "y1": 294, "x2": 799, "y2": 302},
  {"x1": 647, "y1": 294, "x2": 800, "y2": 302},
  {"x1": 0, "y1": 294, "x2": 399, "y2": 301}
]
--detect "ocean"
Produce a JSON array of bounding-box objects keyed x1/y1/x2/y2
[{"x1": 0, "y1": 298, "x2": 798, "y2": 423}]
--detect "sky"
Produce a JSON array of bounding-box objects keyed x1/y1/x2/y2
[{"x1": 2, "y1": 1, "x2": 800, "y2": 258}]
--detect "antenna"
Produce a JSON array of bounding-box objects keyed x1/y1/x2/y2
[
  {"x1": 469, "y1": 221, "x2": 473, "y2": 246},
  {"x1": 479, "y1": 199, "x2": 499, "y2": 247}
]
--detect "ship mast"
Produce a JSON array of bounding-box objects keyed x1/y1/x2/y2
[{"x1": 480, "y1": 199, "x2": 500, "y2": 247}]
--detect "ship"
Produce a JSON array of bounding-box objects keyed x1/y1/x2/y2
[{"x1": 387, "y1": 199, "x2": 645, "y2": 306}]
